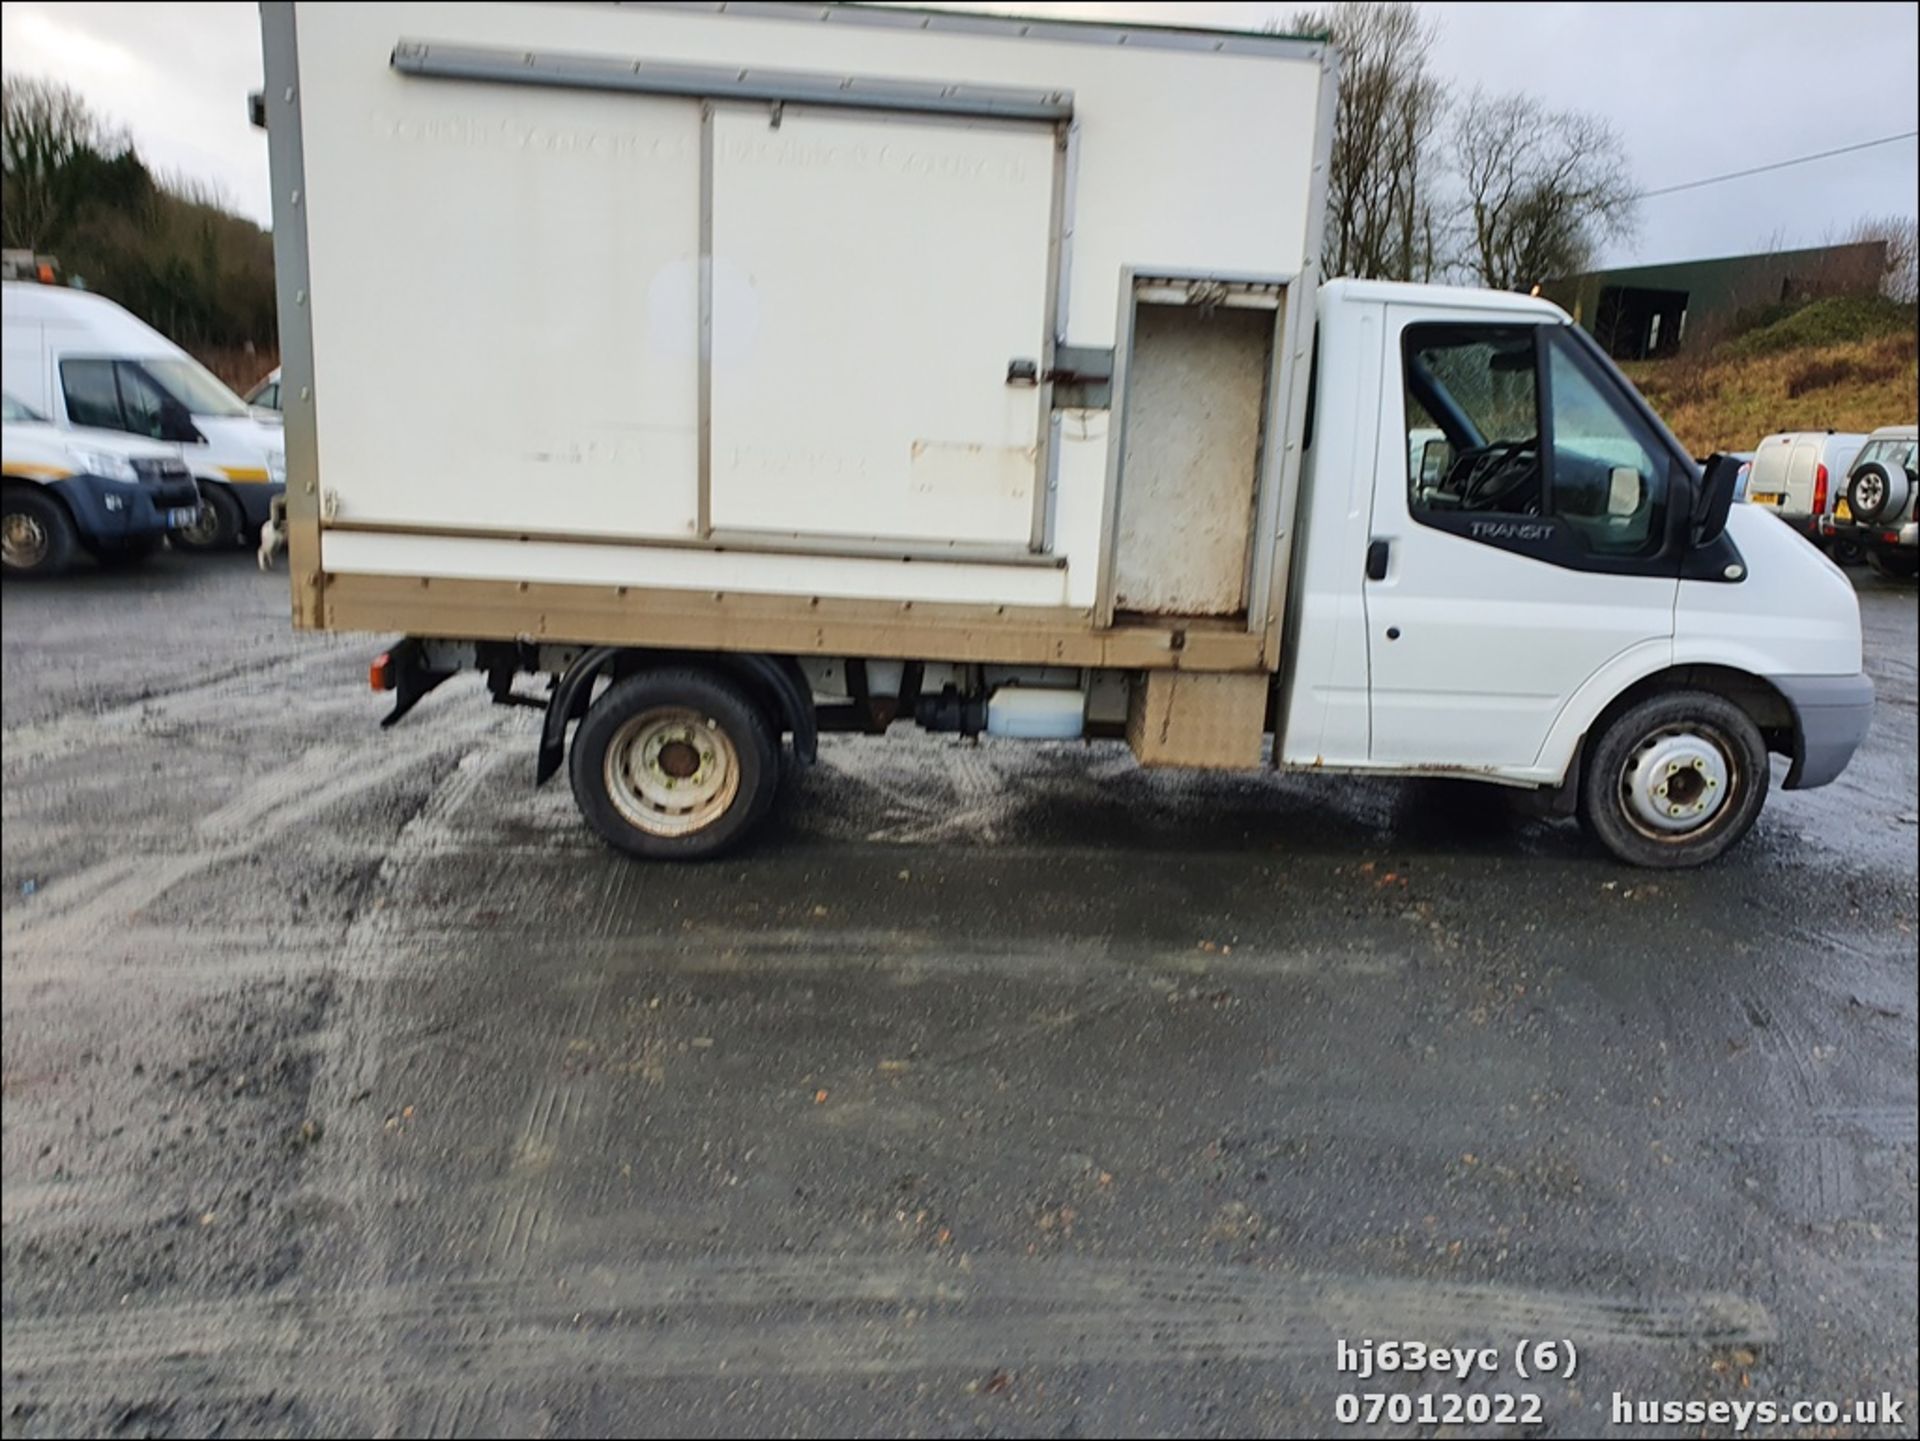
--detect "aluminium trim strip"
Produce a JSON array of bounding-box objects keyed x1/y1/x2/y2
[
  {"x1": 324, "y1": 518, "x2": 1067, "y2": 568},
  {"x1": 625, "y1": 2, "x2": 1330, "y2": 64},
  {"x1": 391, "y1": 38, "x2": 1074, "y2": 120}
]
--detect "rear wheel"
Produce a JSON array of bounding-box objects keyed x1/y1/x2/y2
[
  {"x1": 2, "y1": 488, "x2": 77, "y2": 578},
  {"x1": 1580, "y1": 690, "x2": 1769, "y2": 869},
  {"x1": 1866, "y1": 549, "x2": 1919, "y2": 582},
  {"x1": 1828, "y1": 539, "x2": 1863, "y2": 567},
  {"x1": 174, "y1": 482, "x2": 242, "y2": 551},
  {"x1": 569, "y1": 668, "x2": 780, "y2": 860}
]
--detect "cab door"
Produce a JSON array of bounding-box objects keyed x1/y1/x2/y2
[{"x1": 1363, "y1": 308, "x2": 1684, "y2": 770}]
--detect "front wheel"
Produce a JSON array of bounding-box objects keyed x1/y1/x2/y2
[
  {"x1": 2, "y1": 488, "x2": 77, "y2": 578},
  {"x1": 1579, "y1": 691, "x2": 1769, "y2": 868},
  {"x1": 568, "y1": 668, "x2": 780, "y2": 860},
  {"x1": 173, "y1": 482, "x2": 243, "y2": 551}
]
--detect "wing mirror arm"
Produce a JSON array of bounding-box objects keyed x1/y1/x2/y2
[{"x1": 1691, "y1": 454, "x2": 1740, "y2": 547}]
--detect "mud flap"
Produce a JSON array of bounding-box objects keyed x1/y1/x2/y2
[{"x1": 378, "y1": 638, "x2": 456, "y2": 729}]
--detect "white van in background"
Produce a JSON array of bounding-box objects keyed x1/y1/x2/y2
[
  {"x1": 1, "y1": 281, "x2": 285, "y2": 551},
  {"x1": 3, "y1": 391, "x2": 202, "y2": 576},
  {"x1": 1745, "y1": 430, "x2": 1866, "y2": 548}
]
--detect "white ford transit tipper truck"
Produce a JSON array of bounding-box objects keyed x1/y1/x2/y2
[{"x1": 260, "y1": 1, "x2": 1872, "y2": 869}]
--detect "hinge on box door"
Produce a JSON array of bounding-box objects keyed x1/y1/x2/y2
[{"x1": 1047, "y1": 345, "x2": 1114, "y2": 410}]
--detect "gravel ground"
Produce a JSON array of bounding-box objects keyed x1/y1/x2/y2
[{"x1": 2, "y1": 548, "x2": 1914, "y2": 1438}]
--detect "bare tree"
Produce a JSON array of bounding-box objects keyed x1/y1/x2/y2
[
  {"x1": 1838, "y1": 213, "x2": 1918, "y2": 304},
  {"x1": 1454, "y1": 87, "x2": 1637, "y2": 291},
  {"x1": 1284, "y1": 3, "x2": 1447, "y2": 282},
  {"x1": 1, "y1": 72, "x2": 129, "y2": 251}
]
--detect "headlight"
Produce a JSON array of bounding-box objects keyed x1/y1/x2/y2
[
  {"x1": 268, "y1": 450, "x2": 287, "y2": 484},
  {"x1": 66, "y1": 446, "x2": 139, "y2": 482}
]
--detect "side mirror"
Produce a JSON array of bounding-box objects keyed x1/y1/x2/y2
[
  {"x1": 1692, "y1": 453, "x2": 1741, "y2": 546},
  {"x1": 160, "y1": 402, "x2": 204, "y2": 445},
  {"x1": 1420, "y1": 437, "x2": 1451, "y2": 485}
]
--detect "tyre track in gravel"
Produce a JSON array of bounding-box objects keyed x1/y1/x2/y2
[
  {"x1": 1, "y1": 728, "x2": 481, "y2": 966},
  {"x1": 0, "y1": 1255, "x2": 1773, "y2": 1407},
  {"x1": 0, "y1": 639, "x2": 363, "y2": 770}
]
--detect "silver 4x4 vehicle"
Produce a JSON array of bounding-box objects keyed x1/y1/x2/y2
[{"x1": 1824, "y1": 424, "x2": 1919, "y2": 582}]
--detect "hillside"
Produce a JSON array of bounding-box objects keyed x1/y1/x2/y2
[{"x1": 1621, "y1": 296, "x2": 1918, "y2": 455}]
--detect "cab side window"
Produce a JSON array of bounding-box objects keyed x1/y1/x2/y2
[
  {"x1": 1403, "y1": 322, "x2": 1675, "y2": 569},
  {"x1": 1544, "y1": 333, "x2": 1665, "y2": 557},
  {"x1": 1404, "y1": 326, "x2": 1543, "y2": 519},
  {"x1": 61, "y1": 359, "x2": 124, "y2": 430}
]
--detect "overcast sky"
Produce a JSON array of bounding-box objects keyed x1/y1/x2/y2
[{"x1": 3, "y1": 0, "x2": 1914, "y2": 269}]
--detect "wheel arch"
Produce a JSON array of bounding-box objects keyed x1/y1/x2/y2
[
  {"x1": 1539, "y1": 655, "x2": 1796, "y2": 813},
  {"x1": 1584, "y1": 664, "x2": 1794, "y2": 765},
  {"x1": 536, "y1": 646, "x2": 816, "y2": 786},
  {"x1": 3, "y1": 473, "x2": 76, "y2": 518}
]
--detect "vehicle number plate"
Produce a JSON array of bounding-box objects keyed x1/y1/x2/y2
[
  {"x1": 165, "y1": 506, "x2": 201, "y2": 529},
  {"x1": 1749, "y1": 492, "x2": 1783, "y2": 506}
]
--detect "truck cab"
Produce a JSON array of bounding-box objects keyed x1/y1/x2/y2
[
  {"x1": 1, "y1": 281, "x2": 286, "y2": 552},
  {"x1": 1285, "y1": 282, "x2": 1869, "y2": 863}
]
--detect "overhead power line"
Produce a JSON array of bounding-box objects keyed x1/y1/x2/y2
[{"x1": 1635, "y1": 130, "x2": 1919, "y2": 199}]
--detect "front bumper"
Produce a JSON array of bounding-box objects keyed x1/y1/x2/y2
[
  {"x1": 47, "y1": 472, "x2": 202, "y2": 546},
  {"x1": 1773, "y1": 672, "x2": 1875, "y2": 790}
]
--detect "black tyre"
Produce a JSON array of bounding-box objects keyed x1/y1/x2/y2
[
  {"x1": 1828, "y1": 539, "x2": 1863, "y2": 567},
  {"x1": 569, "y1": 668, "x2": 780, "y2": 860},
  {"x1": 174, "y1": 482, "x2": 243, "y2": 551},
  {"x1": 1847, "y1": 461, "x2": 1911, "y2": 525},
  {"x1": 1866, "y1": 549, "x2": 1919, "y2": 582},
  {"x1": 1, "y1": 487, "x2": 78, "y2": 578},
  {"x1": 1579, "y1": 690, "x2": 1769, "y2": 869},
  {"x1": 89, "y1": 534, "x2": 162, "y2": 568}
]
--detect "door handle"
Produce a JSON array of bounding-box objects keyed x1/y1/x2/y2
[{"x1": 1366, "y1": 538, "x2": 1391, "y2": 581}]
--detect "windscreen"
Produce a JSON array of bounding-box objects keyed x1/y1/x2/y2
[{"x1": 141, "y1": 358, "x2": 249, "y2": 418}]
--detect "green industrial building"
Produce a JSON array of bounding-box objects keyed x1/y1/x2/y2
[{"x1": 1543, "y1": 240, "x2": 1886, "y2": 359}]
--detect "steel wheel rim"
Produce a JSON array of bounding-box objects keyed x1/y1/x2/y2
[
  {"x1": 603, "y1": 706, "x2": 740, "y2": 837},
  {"x1": 1619, "y1": 722, "x2": 1738, "y2": 841},
  {"x1": 1856, "y1": 474, "x2": 1884, "y2": 516},
  {"x1": 2, "y1": 510, "x2": 49, "y2": 569}
]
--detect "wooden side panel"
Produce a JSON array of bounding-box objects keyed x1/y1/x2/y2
[
  {"x1": 1125, "y1": 670, "x2": 1270, "y2": 768},
  {"x1": 322, "y1": 572, "x2": 1270, "y2": 673}
]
